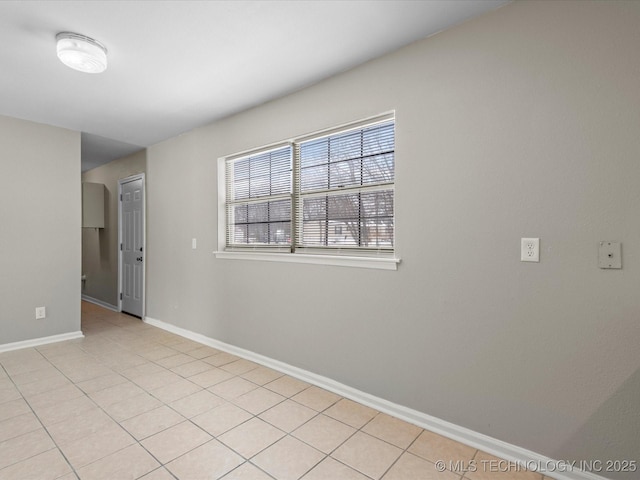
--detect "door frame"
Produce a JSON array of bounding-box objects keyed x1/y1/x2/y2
[{"x1": 117, "y1": 173, "x2": 146, "y2": 318}]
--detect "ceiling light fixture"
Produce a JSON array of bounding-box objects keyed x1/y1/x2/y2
[{"x1": 56, "y1": 32, "x2": 108, "y2": 74}]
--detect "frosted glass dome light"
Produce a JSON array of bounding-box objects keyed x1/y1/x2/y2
[{"x1": 56, "y1": 32, "x2": 107, "y2": 73}]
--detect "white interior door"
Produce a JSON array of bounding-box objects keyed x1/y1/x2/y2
[{"x1": 120, "y1": 177, "x2": 144, "y2": 317}]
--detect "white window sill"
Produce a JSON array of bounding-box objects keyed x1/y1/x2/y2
[{"x1": 214, "y1": 251, "x2": 400, "y2": 270}]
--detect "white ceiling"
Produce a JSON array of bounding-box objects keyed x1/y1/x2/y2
[{"x1": 0, "y1": 0, "x2": 507, "y2": 171}]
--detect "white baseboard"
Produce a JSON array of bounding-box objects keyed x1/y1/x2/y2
[
  {"x1": 0, "y1": 331, "x2": 85, "y2": 353},
  {"x1": 143, "y1": 315, "x2": 607, "y2": 480},
  {"x1": 81, "y1": 295, "x2": 118, "y2": 312}
]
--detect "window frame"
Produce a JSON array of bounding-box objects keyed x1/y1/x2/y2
[{"x1": 215, "y1": 113, "x2": 400, "y2": 270}]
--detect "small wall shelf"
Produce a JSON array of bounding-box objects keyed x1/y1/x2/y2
[{"x1": 82, "y1": 182, "x2": 105, "y2": 228}]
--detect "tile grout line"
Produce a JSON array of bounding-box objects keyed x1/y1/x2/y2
[
  {"x1": 6, "y1": 344, "x2": 386, "y2": 480},
  {"x1": 37, "y1": 341, "x2": 157, "y2": 479},
  {"x1": 0, "y1": 350, "x2": 80, "y2": 479},
  {"x1": 68, "y1": 322, "x2": 214, "y2": 478},
  {"x1": 4, "y1": 305, "x2": 511, "y2": 480},
  {"x1": 38, "y1": 338, "x2": 176, "y2": 479},
  {"x1": 33, "y1": 329, "x2": 195, "y2": 478},
  {"x1": 127, "y1": 328, "x2": 301, "y2": 478},
  {"x1": 13, "y1": 327, "x2": 331, "y2": 480},
  {"x1": 117, "y1": 336, "x2": 336, "y2": 478},
  {"x1": 73, "y1": 311, "x2": 298, "y2": 478},
  {"x1": 70, "y1": 329, "x2": 225, "y2": 478}
]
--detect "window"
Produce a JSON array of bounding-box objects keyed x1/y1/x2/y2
[
  {"x1": 225, "y1": 146, "x2": 293, "y2": 249},
  {"x1": 218, "y1": 114, "x2": 399, "y2": 270},
  {"x1": 297, "y1": 121, "x2": 394, "y2": 251}
]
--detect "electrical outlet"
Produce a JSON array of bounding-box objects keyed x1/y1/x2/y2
[
  {"x1": 35, "y1": 307, "x2": 46, "y2": 319},
  {"x1": 521, "y1": 238, "x2": 540, "y2": 262}
]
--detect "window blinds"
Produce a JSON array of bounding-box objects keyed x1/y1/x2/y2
[
  {"x1": 296, "y1": 120, "x2": 395, "y2": 250},
  {"x1": 226, "y1": 146, "x2": 292, "y2": 247},
  {"x1": 224, "y1": 117, "x2": 395, "y2": 253}
]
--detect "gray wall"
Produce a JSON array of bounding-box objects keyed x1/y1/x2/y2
[
  {"x1": 0, "y1": 115, "x2": 81, "y2": 344},
  {"x1": 82, "y1": 150, "x2": 146, "y2": 306},
  {"x1": 146, "y1": 1, "x2": 640, "y2": 474}
]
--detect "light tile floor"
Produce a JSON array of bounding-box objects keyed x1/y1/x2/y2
[{"x1": 0, "y1": 302, "x2": 554, "y2": 480}]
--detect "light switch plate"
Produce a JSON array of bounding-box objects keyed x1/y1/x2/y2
[
  {"x1": 598, "y1": 241, "x2": 621, "y2": 269},
  {"x1": 192, "y1": 238, "x2": 197, "y2": 250}
]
